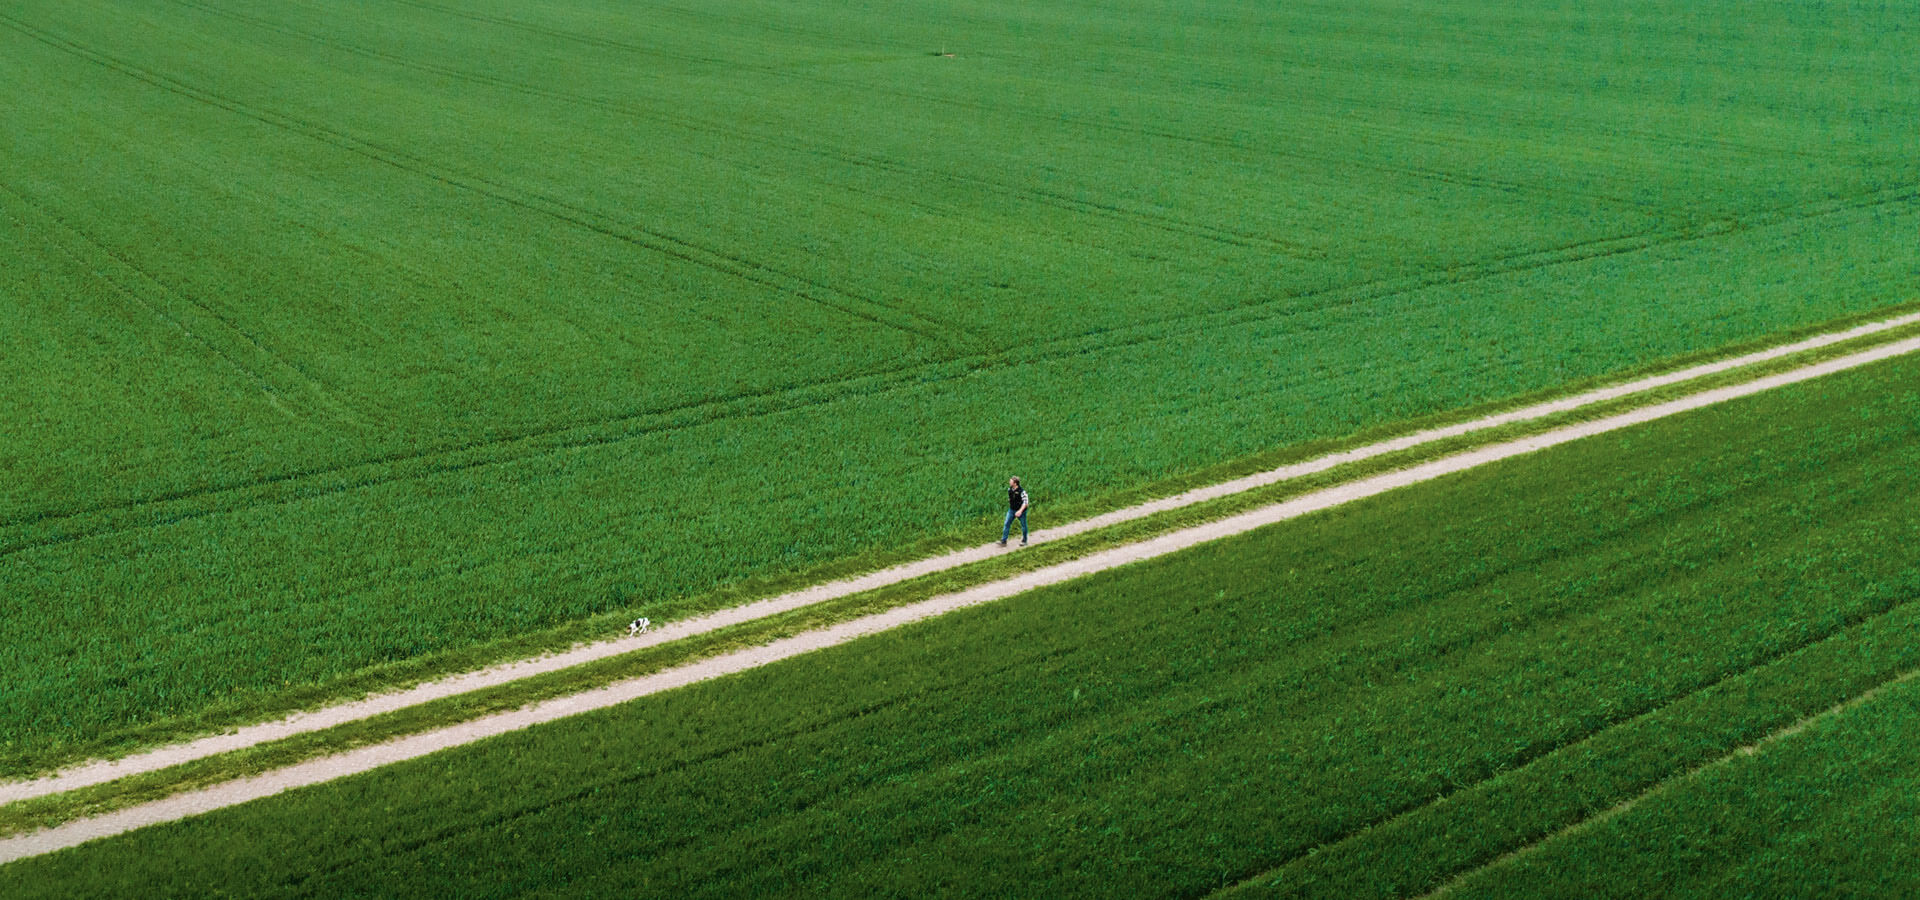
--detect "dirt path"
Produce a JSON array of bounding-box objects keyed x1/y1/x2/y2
[
  {"x1": 6, "y1": 311, "x2": 1913, "y2": 811},
  {"x1": 4, "y1": 329, "x2": 1918, "y2": 864}
]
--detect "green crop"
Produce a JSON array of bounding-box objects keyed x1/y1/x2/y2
[
  {"x1": 3, "y1": 0, "x2": 1916, "y2": 769},
  {"x1": 8, "y1": 328, "x2": 1920, "y2": 896},
  {"x1": 1445, "y1": 677, "x2": 1920, "y2": 899}
]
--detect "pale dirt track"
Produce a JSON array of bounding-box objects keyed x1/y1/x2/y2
[
  {"x1": 6, "y1": 310, "x2": 1915, "y2": 810},
  {"x1": 4, "y1": 329, "x2": 1918, "y2": 864}
]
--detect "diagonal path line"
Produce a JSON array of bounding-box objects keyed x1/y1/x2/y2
[
  {"x1": 4, "y1": 310, "x2": 1918, "y2": 809},
  {"x1": 5, "y1": 331, "x2": 1920, "y2": 863}
]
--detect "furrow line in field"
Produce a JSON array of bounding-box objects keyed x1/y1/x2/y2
[
  {"x1": 0, "y1": 171, "x2": 1910, "y2": 552},
  {"x1": 9, "y1": 1, "x2": 1911, "y2": 535},
  {"x1": 4, "y1": 330, "x2": 1919, "y2": 854},
  {"x1": 0, "y1": 183, "x2": 289, "y2": 408},
  {"x1": 0, "y1": 12, "x2": 961, "y2": 345},
  {"x1": 164, "y1": 0, "x2": 1320, "y2": 259},
  {"x1": 1413, "y1": 664, "x2": 1920, "y2": 900},
  {"x1": 7, "y1": 164, "x2": 1904, "y2": 537},
  {"x1": 5, "y1": 171, "x2": 1907, "y2": 538},
  {"x1": 1209, "y1": 584, "x2": 1920, "y2": 898},
  {"x1": 2, "y1": 173, "x2": 1909, "y2": 556},
  {"x1": 393, "y1": 0, "x2": 1652, "y2": 211}
]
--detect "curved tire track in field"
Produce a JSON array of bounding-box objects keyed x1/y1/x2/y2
[
  {"x1": 7, "y1": 8, "x2": 1915, "y2": 542},
  {"x1": 3, "y1": 326, "x2": 1919, "y2": 863},
  {"x1": 4, "y1": 180, "x2": 1911, "y2": 548}
]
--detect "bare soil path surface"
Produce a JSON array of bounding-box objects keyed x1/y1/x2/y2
[
  {"x1": 5, "y1": 327, "x2": 1919, "y2": 864},
  {"x1": 5, "y1": 310, "x2": 1913, "y2": 811}
]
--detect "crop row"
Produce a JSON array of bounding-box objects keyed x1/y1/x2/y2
[{"x1": 8, "y1": 341, "x2": 1920, "y2": 895}]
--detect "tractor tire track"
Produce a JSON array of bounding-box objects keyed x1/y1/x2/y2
[
  {"x1": 2, "y1": 183, "x2": 1911, "y2": 550},
  {"x1": 271, "y1": 642, "x2": 1083, "y2": 893},
  {"x1": 11, "y1": 307, "x2": 1917, "y2": 807},
  {"x1": 1413, "y1": 664, "x2": 1920, "y2": 899},
  {"x1": 6, "y1": 8, "x2": 1914, "y2": 542}
]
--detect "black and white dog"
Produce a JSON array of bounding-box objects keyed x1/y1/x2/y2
[{"x1": 627, "y1": 617, "x2": 652, "y2": 636}]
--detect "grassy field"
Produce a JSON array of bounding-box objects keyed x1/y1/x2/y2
[
  {"x1": 4, "y1": 0, "x2": 1917, "y2": 768},
  {"x1": 1443, "y1": 675, "x2": 1920, "y2": 898},
  {"x1": 8, "y1": 334, "x2": 1920, "y2": 896}
]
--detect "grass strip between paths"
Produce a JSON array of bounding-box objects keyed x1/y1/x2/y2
[{"x1": 3, "y1": 318, "x2": 1920, "y2": 858}]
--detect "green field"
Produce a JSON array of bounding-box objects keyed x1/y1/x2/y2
[
  {"x1": 1445, "y1": 676, "x2": 1920, "y2": 898},
  {"x1": 8, "y1": 329, "x2": 1920, "y2": 897},
  {"x1": 3, "y1": 0, "x2": 1916, "y2": 769}
]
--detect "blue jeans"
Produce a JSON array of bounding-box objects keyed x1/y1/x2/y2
[{"x1": 1002, "y1": 509, "x2": 1027, "y2": 543}]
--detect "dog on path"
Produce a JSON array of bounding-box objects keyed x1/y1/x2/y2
[{"x1": 627, "y1": 617, "x2": 651, "y2": 637}]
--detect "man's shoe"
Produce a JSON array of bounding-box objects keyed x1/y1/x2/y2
[
  {"x1": 997, "y1": 540, "x2": 1006, "y2": 547},
  {"x1": 1020, "y1": 540, "x2": 1027, "y2": 546}
]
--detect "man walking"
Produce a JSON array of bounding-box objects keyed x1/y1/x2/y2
[{"x1": 1000, "y1": 475, "x2": 1030, "y2": 547}]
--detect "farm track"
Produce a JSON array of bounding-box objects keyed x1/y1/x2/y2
[
  {"x1": 160, "y1": 0, "x2": 1322, "y2": 259},
  {"x1": 5, "y1": 329, "x2": 1920, "y2": 863},
  {"x1": 13, "y1": 302, "x2": 1913, "y2": 806},
  {"x1": 2, "y1": 174, "x2": 1911, "y2": 553},
  {"x1": 389, "y1": 0, "x2": 1657, "y2": 211},
  {"x1": 0, "y1": 12, "x2": 964, "y2": 347}
]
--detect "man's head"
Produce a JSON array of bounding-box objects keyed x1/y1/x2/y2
[{"x1": 1009, "y1": 476, "x2": 1020, "y2": 488}]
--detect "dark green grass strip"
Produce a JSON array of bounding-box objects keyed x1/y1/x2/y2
[
  {"x1": 6, "y1": 327, "x2": 1920, "y2": 896},
  {"x1": 1444, "y1": 676, "x2": 1920, "y2": 899}
]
